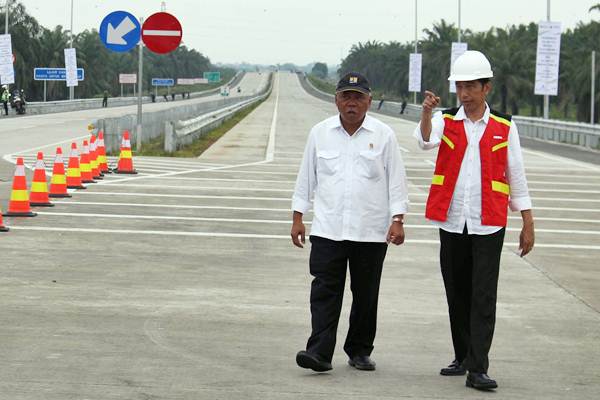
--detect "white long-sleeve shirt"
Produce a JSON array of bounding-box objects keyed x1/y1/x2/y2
[
  {"x1": 293, "y1": 114, "x2": 409, "y2": 242},
  {"x1": 414, "y1": 104, "x2": 532, "y2": 235}
]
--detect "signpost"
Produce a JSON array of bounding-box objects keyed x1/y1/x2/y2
[
  {"x1": 535, "y1": 21, "x2": 562, "y2": 119},
  {"x1": 99, "y1": 9, "x2": 182, "y2": 150},
  {"x1": 99, "y1": 11, "x2": 141, "y2": 52},
  {"x1": 0, "y1": 34, "x2": 15, "y2": 84},
  {"x1": 203, "y1": 71, "x2": 221, "y2": 83},
  {"x1": 408, "y1": 53, "x2": 422, "y2": 94},
  {"x1": 119, "y1": 73, "x2": 137, "y2": 97},
  {"x1": 34, "y1": 68, "x2": 84, "y2": 102},
  {"x1": 142, "y1": 12, "x2": 182, "y2": 54}
]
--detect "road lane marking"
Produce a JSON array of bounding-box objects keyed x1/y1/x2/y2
[
  {"x1": 7, "y1": 226, "x2": 600, "y2": 250},
  {"x1": 265, "y1": 73, "x2": 279, "y2": 162},
  {"x1": 51, "y1": 201, "x2": 292, "y2": 212},
  {"x1": 74, "y1": 191, "x2": 291, "y2": 201},
  {"x1": 95, "y1": 183, "x2": 295, "y2": 192},
  {"x1": 34, "y1": 211, "x2": 600, "y2": 236}
]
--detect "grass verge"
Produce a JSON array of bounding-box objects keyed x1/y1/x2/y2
[
  {"x1": 307, "y1": 74, "x2": 336, "y2": 94},
  {"x1": 134, "y1": 97, "x2": 266, "y2": 157}
]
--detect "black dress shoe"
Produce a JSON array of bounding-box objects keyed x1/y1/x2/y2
[
  {"x1": 348, "y1": 355, "x2": 376, "y2": 371},
  {"x1": 296, "y1": 350, "x2": 332, "y2": 372},
  {"x1": 466, "y1": 372, "x2": 498, "y2": 390},
  {"x1": 440, "y1": 359, "x2": 466, "y2": 376}
]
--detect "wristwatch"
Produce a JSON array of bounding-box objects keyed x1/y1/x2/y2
[{"x1": 392, "y1": 217, "x2": 404, "y2": 225}]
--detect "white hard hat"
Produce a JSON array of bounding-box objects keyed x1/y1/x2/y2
[{"x1": 448, "y1": 50, "x2": 493, "y2": 81}]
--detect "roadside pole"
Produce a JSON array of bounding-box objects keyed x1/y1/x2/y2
[
  {"x1": 592, "y1": 50, "x2": 596, "y2": 124},
  {"x1": 136, "y1": 18, "x2": 144, "y2": 151}
]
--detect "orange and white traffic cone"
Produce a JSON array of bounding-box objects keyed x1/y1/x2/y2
[
  {"x1": 0, "y1": 204, "x2": 8, "y2": 231},
  {"x1": 2, "y1": 157, "x2": 37, "y2": 217},
  {"x1": 79, "y1": 140, "x2": 96, "y2": 183},
  {"x1": 49, "y1": 147, "x2": 72, "y2": 198},
  {"x1": 29, "y1": 152, "x2": 54, "y2": 207},
  {"x1": 89, "y1": 135, "x2": 103, "y2": 179},
  {"x1": 114, "y1": 130, "x2": 137, "y2": 174},
  {"x1": 66, "y1": 142, "x2": 86, "y2": 190},
  {"x1": 96, "y1": 131, "x2": 110, "y2": 174}
]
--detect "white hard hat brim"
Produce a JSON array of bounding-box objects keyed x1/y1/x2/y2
[{"x1": 448, "y1": 72, "x2": 493, "y2": 81}]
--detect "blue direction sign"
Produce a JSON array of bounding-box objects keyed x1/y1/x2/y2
[
  {"x1": 151, "y1": 78, "x2": 174, "y2": 86},
  {"x1": 99, "y1": 11, "x2": 141, "y2": 52},
  {"x1": 34, "y1": 68, "x2": 84, "y2": 81}
]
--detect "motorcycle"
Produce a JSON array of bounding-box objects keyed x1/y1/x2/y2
[{"x1": 10, "y1": 91, "x2": 25, "y2": 115}]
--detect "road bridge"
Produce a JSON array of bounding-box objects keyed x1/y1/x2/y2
[{"x1": 0, "y1": 72, "x2": 598, "y2": 399}]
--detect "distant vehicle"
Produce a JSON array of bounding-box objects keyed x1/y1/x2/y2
[
  {"x1": 11, "y1": 90, "x2": 25, "y2": 115},
  {"x1": 237, "y1": 87, "x2": 241, "y2": 93}
]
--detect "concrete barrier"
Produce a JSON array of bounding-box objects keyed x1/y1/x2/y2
[
  {"x1": 299, "y1": 73, "x2": 600, "y2": 150},
  {"x1": 93, "y1": 73, "x2": 271, "y2": 154},
  {"x1": 164, "y1": 77, "x2": 273, "y2": 152}
]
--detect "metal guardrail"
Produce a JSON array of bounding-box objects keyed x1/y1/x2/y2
[
  {"x1": 23, "y1": 72, "x2": 245, "y2": 116},
  {"x1": 299, "y1": 73, "x2": 600, "y2": 151},
  {"x1": 92, "y1": 73, "x2": 271, "y2": 153},
  {"x1": 164, "y1": 74, "x2": 273, "y2": 152}
]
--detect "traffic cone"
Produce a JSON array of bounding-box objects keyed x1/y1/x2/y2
[
  {"x1": 79, "y1": 140, "x2": 96, "y2": 183},
  {"x1": 96, "y1": 131, "x2": 110, "y2": 174},
  {"x1": 114, "y1": 130, "x2": 137, "y2": 174},
  {"x1": 49, "y1": 147, "x2": 72, "y2": 198},
  {"x1": 0, "y1": 205, "x2": 8, "y2": 231},
  {"x1": 29, "y1": 152, "x2": 54, "y2": 207},
  {"x1": 3, "y1": 157, "x2": 37, "y2": 217},
  {"x1": 66, "y1": 142, "x2": 86, "y2": 190},
  {"x1": 89, "y1": 135, "x2": 103, "y2": 179}
]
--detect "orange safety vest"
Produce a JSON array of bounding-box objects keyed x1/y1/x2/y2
[{"x1": 425, "y1": 107, "x2": 512, "y2": 227}]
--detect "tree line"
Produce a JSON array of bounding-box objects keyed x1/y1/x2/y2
[
  {"x1": 338, "y1": 15, "x2": 600, "y2": 122},
  {"x1": 3, "y1": 2, "x2": 233, "y2": 102}
]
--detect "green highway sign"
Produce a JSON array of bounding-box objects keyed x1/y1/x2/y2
[{"x1": 203, "y1": 71, "x2": 221, "y2": 82}]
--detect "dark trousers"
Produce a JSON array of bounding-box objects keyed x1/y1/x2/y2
[
  {"x1": 306, "y1": 236, "x2": 387, "y2": 362},
  {"x1": 439, "y1": 226, "x2": 505, "y2": 373},
  {"x1": 2, "y1": 101, "x2": 7, "y2": 115}
]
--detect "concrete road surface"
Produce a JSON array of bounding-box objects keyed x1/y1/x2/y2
[{"x1": 0, "y1": 72, "x2": 599, "y2": 399}]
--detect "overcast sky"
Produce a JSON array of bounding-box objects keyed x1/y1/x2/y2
[{"x1": 19, "y1": 0, "x2": 600, "y2": 65}]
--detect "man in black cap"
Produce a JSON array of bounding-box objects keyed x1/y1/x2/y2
[{"x1": 291, "y1": 72, "x2": 409, "y2": 372}]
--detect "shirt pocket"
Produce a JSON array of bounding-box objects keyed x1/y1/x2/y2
[
  {"x1": 317, "y1": 150, "x2": 341, "y2": 176},
  {"x1": 357, "y1": 150, "x2": 383, "y2": 180}
]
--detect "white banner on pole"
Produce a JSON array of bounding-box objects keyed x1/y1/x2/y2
[
  {"x1": 408, "y1": 53, "x2": 422, "y2": 93},
  {"x1": 534, "y1": 21, "x2": 562, "y2": 96},
  {"x1": 64, "y1": 48, "x2": 78, "y2": 87},
  {"x1": 193, "y1": 78, "x2": 208, "y2": 84},
  {"x1": 0, "y1": 34, "x2": 15, "y2": 84},
  {"x1": 119, "y1": 73, "x2": 137, "y2": 84},
  {"x1": 449, "y1": 42, "x2": 468, "y2": 93}
]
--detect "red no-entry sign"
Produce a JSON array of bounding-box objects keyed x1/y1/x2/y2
[{"x1": 141, "y1": 12, "x2": 182, "y2": 54}]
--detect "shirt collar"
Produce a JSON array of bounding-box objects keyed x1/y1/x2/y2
[
  {"x1": 330, "y1": 113, "x2": 375, "y2": 134},
  {"x1": 454, "y1": 102, "x2": 490, "y2": 124}
]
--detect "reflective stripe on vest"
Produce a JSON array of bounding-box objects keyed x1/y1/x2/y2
[{"x1": 425, "y1": 109, "x2": 512, "y2": 226}]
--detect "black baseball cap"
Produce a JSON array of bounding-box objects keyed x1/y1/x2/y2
[{"x1": 336, "y1": 72, "x2": 371, "y2": 95}]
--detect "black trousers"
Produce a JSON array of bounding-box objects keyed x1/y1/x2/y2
[
  {"x1": 306, "y1": 236, "x2": 388, "y2": 362},
  {"x1": 439, "y1": 226, "x2": 505, "y2": 373}
]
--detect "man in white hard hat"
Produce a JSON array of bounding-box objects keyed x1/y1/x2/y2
[{"x1": 414, "y1": 50, "x2": 535, "y2": 390}]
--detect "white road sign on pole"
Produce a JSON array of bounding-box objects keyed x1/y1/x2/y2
[
  {"x1": 119, "y1": 73, "x2": 137, "y2": 84},
  {"x1": 409, "y1": 53, "x2": 422, "y2": 93},
  {"x1": 0, "y1": 34, "x2": 15, "y2": 84},
  {"x1": 64, "y1": 48, "x2": 79, "y2": 87},
  {"x1": 534, "y1": 21, "x2": 562, "y2": 96},
  {"x1": 449, "y1": 42, "x2": 468, "y2": 93}
]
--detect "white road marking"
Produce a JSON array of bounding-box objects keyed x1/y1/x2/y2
[
  {"x1": 398, "y1": 145, "x2": 410, "y2": 153},
  {"x1": 522, "y1": 148, "x2": 600, "y2": 172},
  {"x1": 265, "y1": 73, "x2": 279, "y2": 162},
  {"x1": 7, "y1": 226, "x2": 600, "y2": 250},
  {"x1": 75, "y1": 191, "x2": 291, "y2": 201},
  {"x1": 34, "y1": 211, "x2": 600, "y2": 236},
  {"x1": 52, "y1": 201, "x2": 291, "y2": 212},
  {"x1": 95, "y1": 183, "x2": 295, "y2": 192}
]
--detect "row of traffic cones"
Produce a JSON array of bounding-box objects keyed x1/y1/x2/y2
[{"x1": 1, "y1": 131, "x2": 137, "y2": 232}]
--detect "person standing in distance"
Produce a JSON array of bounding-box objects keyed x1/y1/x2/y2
[
  {"x1": 292, "y1": 72, "x2": 409, "y2": 373},
  {"x1": 414, "y1": 50, "x2": 535, "y2": 390}
]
